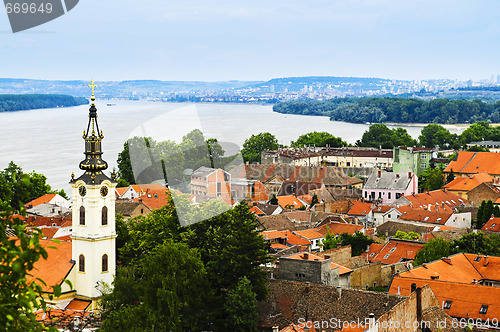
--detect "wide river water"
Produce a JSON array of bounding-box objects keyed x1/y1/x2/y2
[{"x1": 0, "y1": 100, "x2": 465, "y2": 194}]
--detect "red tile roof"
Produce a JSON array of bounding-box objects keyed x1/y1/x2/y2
[
  {"x1": 347, "y1": 202, "x2": 372, "y2": 216},
  {"x1": 444, "y1": 151, "x2": 500, "y2": 175},
  {"x1": 65, "y1": 299, "x2": 91, "y2": 311},
  {"x1": 132, "y1": 189, "x2": 171, "y2": 210},
  {"x1": 40, "y1": 228, "x2": 59, "y2": 239},
  {"x1": 261, "y1": 230, "x2": 287, "y2": 241},
  {"x1": 271, "y1": 243, "x2": 289, "y2": 250},
  {"x1": 280, "y1": 322, "x2": 317, "y2": 332},
  {"x1": 286, "y1": 252, "x2": 352, "y2": 275},
  {"x1": 250, "y1": 206, "x2": 265, "y2": 215},
  {"x1": 277, "y1": 195, "x2": 305, "y2": 209},
  {"x1": 25, "y1": 216, "x2": 71, "y2": 227},
  {"x1": 361, "y1": 239, "x2": 425, "y2": 265},
  {"x1": 115, "y1": 187, "x2": 128, "y2": 197},
  {"x1": 28, "y1": 239, "x2": 73, "y2": 292},
  {"x1": 444, "y1": 173, "x2": 493, "y2": 192},
  {"x1": 482, "y1": 216, "x2": 500, "y2": 232},
  {"x1": 389, "y1": 277, "x2": 500, "y2": 321},
  {"x1": 316, "y1": 222, "x2": 364, "y2": 236},
  {"x1": 294, "y1": 228, "x2": 324, "y2": 240},
  {"x1": 24, "y1": 194, "x2": 57, "y2": 208},
  {"x1": 283, "y1": 230, "x2": 312, "y2": 246},
  {"x1": 398, "y1": 208, "x2": 452, "y2": 225},
  {"x1": 400, "y1": 189, "x2": 467, "y2": 208},
  {"x1": 36, "y1": 308, "x2": 91, "y2": 326}
]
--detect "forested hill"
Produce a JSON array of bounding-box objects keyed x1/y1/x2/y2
[
  {"x1": 273, "y1": 97, "x2": 500, "y2": 124},
  {"x1": 0, "y1": 94, "x2": 88, "y2": 112}
]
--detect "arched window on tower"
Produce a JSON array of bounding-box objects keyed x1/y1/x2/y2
[
  {"x1": 102, "y1": 206, "x2": 108, "y2": 225},
  {"x1": 102, "y1": 254, "x2": 108, "y2": 272},
  {"x1": 79, "y1": 206, "x2": 85, "y2": 225},
  {"x1": 79, "y1": 254, "x2": 85, "y2": 272}
]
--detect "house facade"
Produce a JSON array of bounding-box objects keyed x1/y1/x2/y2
[
  {"x1": 393, "y1": 147, "x2": 436, "y2": 176},
  {"x1": 362, "y1": 170, "x2": 417, "y2": 204}
]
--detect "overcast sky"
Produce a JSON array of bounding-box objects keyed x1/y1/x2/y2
[{"x1": 1, "y1": 0, "x2": 500, "y2": 82}]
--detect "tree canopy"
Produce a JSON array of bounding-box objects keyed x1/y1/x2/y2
[
  {"x1": 356, "y1": 124, "x2": 415, "y2": 148},
  {"x1": 0, "y1": 94, "x2": 87, "y2": 113},
  {"x1": 273, "y1": 97, "x2": 500, "y2": 124},
  {"x1": 241, "y1": 132, "x2": 279, "y2": 164},
  {"x1": 291, "y1": 131, "x2": 346, "y2": 148},
  {"x1": 0, "y1": 162, "x2": 67, "y2": 211},
  {"x1": 103, "y1": 194, "x2": 272, "y2": 330},
  {"x1": 117, "y1": 129, "x2": 229, "y2": 188}
]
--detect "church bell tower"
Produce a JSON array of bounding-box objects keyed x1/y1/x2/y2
[{"x1": 70, "y1": 81, "x2": 117, "y2": 301}]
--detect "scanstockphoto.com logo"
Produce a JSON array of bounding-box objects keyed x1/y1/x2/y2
[{"x1": 4, "y1": 0, "x2": 78, "y2": 32}]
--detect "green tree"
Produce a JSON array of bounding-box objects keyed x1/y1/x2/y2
[
  {"x1": 269, "y1": 194, "x2": 278, "y2": 205},
  {"x1": 117, "y1": 141, "x2": 136, "y2": 184},
  {"x1": 357, "y1": 124, "x2": 393, "y2": 148},
  {"x1": 102, "y1": 241, "x2": 212, "y2": 331},
  {"x1": 322, "y1": 231, "x2": 340, "y2": 250},
  {"x1": 418, "y1": 166, "x2": 444, "y2": 191},
  {"x1": 391, "y1": 127, "x2": 417, "y2": 147},
  {"x1": 223, "y1": 277, "x2": 258, "y2": 332},
  {"x1": 0, "y1": 162, "x2": 63, "y2": 211},
  {"x1": 241, "y1": 132, "x2": 279, "y2": 163},
  {"x1": 452, "y1": 232, "x2": 499, "y2": 255},
  {"x1": 0, "y1": 201, "x2": 59, "y2": 331},
  {"x1": 291, "y1": 131, "x2": 346, "y2": 148},
  {"x1": 476, "y1": 200, "x2": 498, "y2": 229},
  {"x1": 394, "y1": 231, "x2": 420, "y2": 240},
  {"x1": 413, "y1": 238, "x2": 451, "y2": 266},
  {"x1": 340, "y1": 231, "x2": 374, "y2": 256},
  {"x1": 418, "y1": 124, "x2": 452, "y2": 149},
  {"x1": 115, "y1": 195, "x2": 272, "y2": 330}
]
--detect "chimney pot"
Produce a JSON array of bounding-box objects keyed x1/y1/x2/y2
[{"x1": 378, "y1": 170, "x2": 381, "y2": 178}]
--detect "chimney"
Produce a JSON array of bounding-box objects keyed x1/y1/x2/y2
[
  {"x1": 416, "y1": 287, "x2": 422, "y2": 324},
  {"x1": 484, "y1": 255, "x2": 489, "y2": 267},
  {"x1": 367, "y1": 313, "x2": 376, "y2": 332},
  {"x1": 378, "y1": 170, "x2": 381, "y2": 178},
  {"x1": 408, "y1": 172, "x2": 412, "y2": 179},
  {"x1": 411, "y1": 283, "x2": 417, "y2": 293},
  {"x1": 303, "y1": 252, "x2": 309, "y2": 260},
  {"x1": 396, "y1": 173, "x2": 400, "y2": 179}
]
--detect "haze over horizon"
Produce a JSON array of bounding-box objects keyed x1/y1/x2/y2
[{"x1": 1, "y1": 0, "x2": 500, "y2": 82}]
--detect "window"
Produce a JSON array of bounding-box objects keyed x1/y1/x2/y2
[
  {"x1": 369, "y1": 253, "x2": 375, "y2": 257},
  {"x1": 378, "y1": 192, "x2": 382, "y2": 198},
  {"x1": 79, "y1": 254, "x2": 85, "y2": 272},
  {"x1": 389, "y1": 247, "x2": 396, "y2": 253},
  {"x1": 474, "y1": 256, "x2": 482, "y2": 262},
  {"x1": 365, "y1": 191, "x2": 368, "y2": 198},
  {"x1": 421, "y1": 154, "x2": 427, "y2": 159},
  {"x1": 421, "y1": 163, "x2": 427, "y2": 169},
  {"x1": 443, "y1": 300, "x2": 452, "y2": 310},
  {"x1": 79, "y1": 206, "x2": 85, "y2": 225},
  {"x1": 346, "y1": 162, "x2": 350, "y2": 166},
  {"x1": 102, "y1": 254, "x2": 108, "y2": 272},
  {"x1": 396, "y1": 193, "x2": 402, "y2": 199},
  {"x1": 383, "y1": 254, "x2": 390, "y2": 259},
  {"x1": 102, "y1": 206, "x2": 108, "y2": 225},
  {"x1": 388, "y1": 192, "x2": 391, "y2": 200},
  {"x1": 388, "y1": 214, "x2": 392, "y2": 219},
  {"x1": 480, "y1": 305, "x2": 489, "y2": 314}
]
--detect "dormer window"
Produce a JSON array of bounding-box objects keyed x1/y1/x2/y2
[
  {"x1": 480, "y1": 305, "x2": 488, "y2": 314},
  {"x1": 443, "y1": 300, "x2": 452, "y2": 309},
  {"x1": 474, "y1": 256, "x2": 482, "y2": 262}
]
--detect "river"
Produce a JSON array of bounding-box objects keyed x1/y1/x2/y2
[{"x1": 0, "y1": 100, "x2": 465, "y2": 194}]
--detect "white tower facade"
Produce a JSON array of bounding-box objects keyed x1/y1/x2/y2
[{"x1": 70, "y1": 81, "x2": 117, "y2": 300}]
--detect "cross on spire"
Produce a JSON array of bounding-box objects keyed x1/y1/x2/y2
[{"x1": 88, "y1": 80, "x2": 97, "y2": 103}]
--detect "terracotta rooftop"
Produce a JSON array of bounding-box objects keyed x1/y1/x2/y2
[
  {"x1": 261, "y1": 230, "x2": 287, "y2": 241},
  {"x1": 132, "y1": 189, "x2": 171, "y2": 210},
  {"x1": 444, "y1": 173, "x2": 493, "y2": 192},
  {"x1": 347, "y1": 202, "x2": 372, "y2": 216},
  {"x1": 24, "y1": 194, "x2": 57, "y2": 208},
  {"x1": 283, "y1": 230, "x2": 312, "y2": 246},
  {"x1": 444, "y1": 151, "x2": 500, "y2": 175},
  {"x1": 389, "y1": 276, "x2": 500, "y2": 321},
  {"x1": 115, "y1": 186, "x2": 128, "y2": 197},
  {"x1": 25, "y1": 216, "x2": 71, "y2": 228},
  {"x1": 294, "y1": 228, "x2": 324, "y2": 241},
  {"x1": 285, "y1": 252, "x2": 352, "y2": 275},
  {"x1": 398, "y1": 208, "x2": 452, "y2": 225},
  {"x1": 65, "y1": 299, "x2": 91, "y2": 311},
  {"x1": 482, "y1": 216, "x2": 500, "y2": 233},
  {"x1": 316, "y1": 222, "x2": 363, "y2": 236},
  {"x1": 361, "y1": 239, "x2": 425, "y2": 265},
  {"x1": 28, "y1": 239, "x2": 74, "y2": 292},
  {"x1": 395, "y1": 189, "x2": 467, "y2": 209},
  {"x1": 277, "y1": 195, "x2": 305, "y2": 209}
]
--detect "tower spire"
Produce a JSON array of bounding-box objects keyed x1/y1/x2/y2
[{"x1": 71, "y1": 80, "x2": 115, "y2": 185}]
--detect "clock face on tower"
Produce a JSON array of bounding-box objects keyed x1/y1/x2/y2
[
  {"x1": 100, "y1": 186, "x2": 109, "y2": 197},
  {"x1": 79, "y1": 185, "x2": 87, "y2": 197}
]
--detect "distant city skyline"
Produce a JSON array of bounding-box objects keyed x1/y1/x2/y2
[{"x1": 2, "y1": 0, "x2": 500, "y2": 82}]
